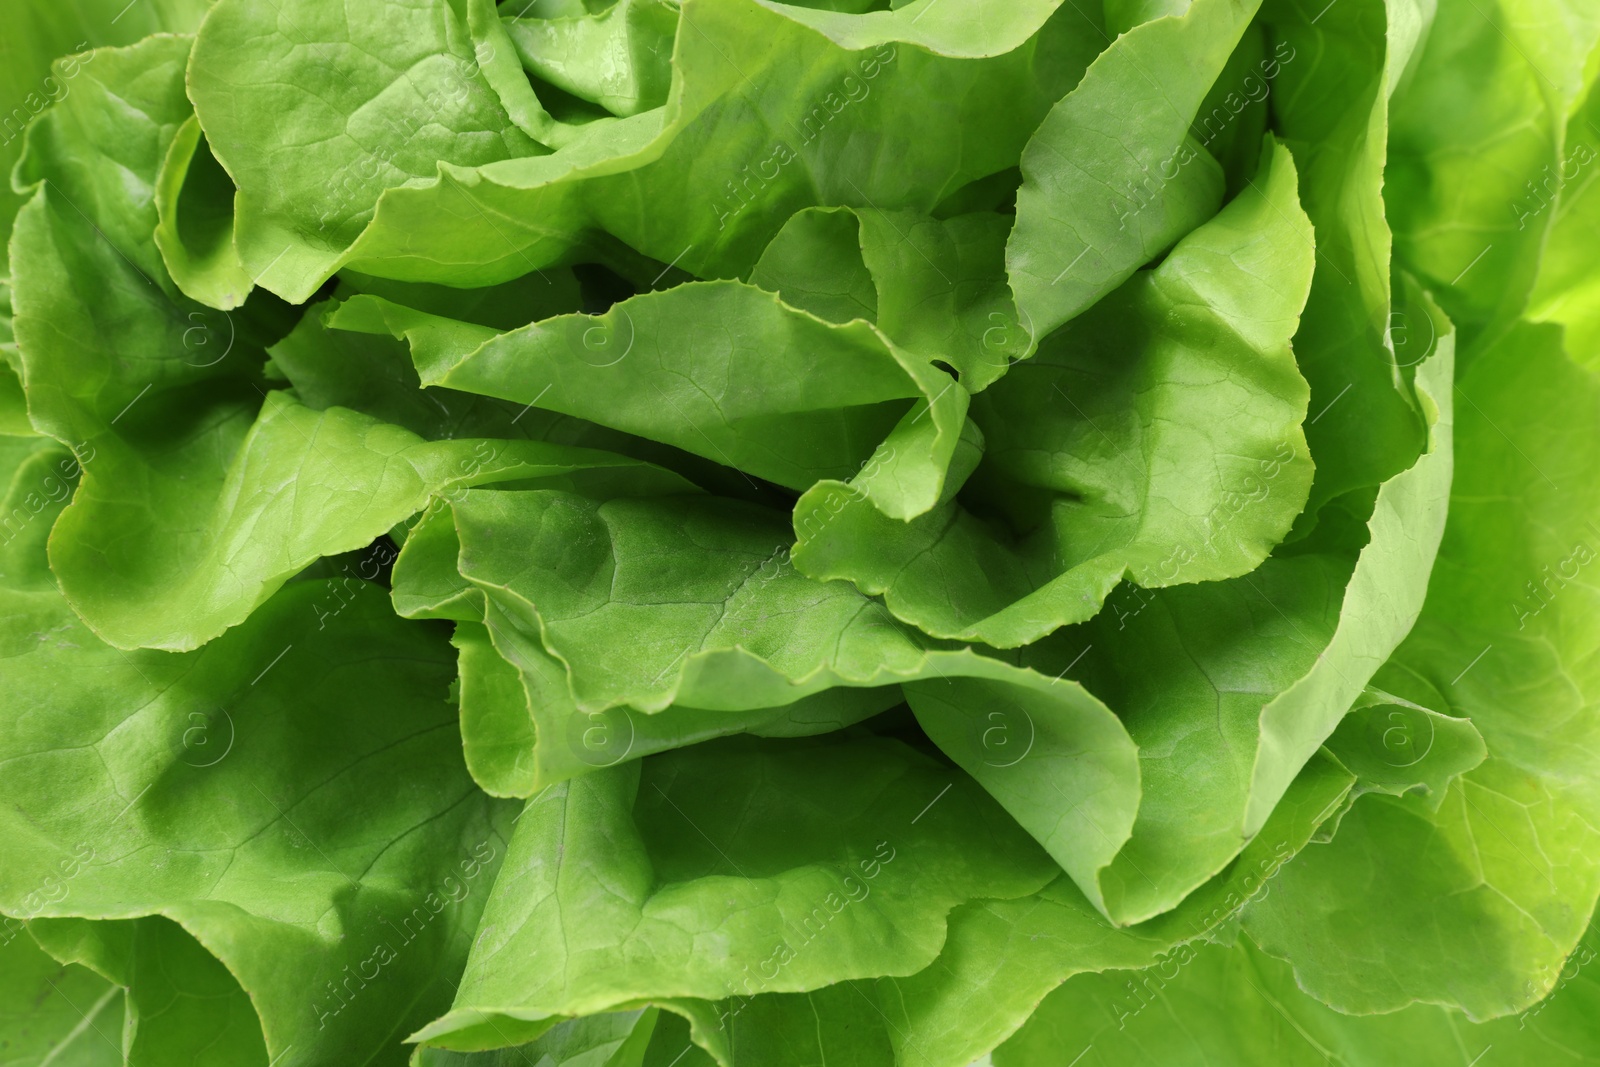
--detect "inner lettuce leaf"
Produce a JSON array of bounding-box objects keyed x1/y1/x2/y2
[
  {"x1": 1263, "y1": 0, "x2": 1432, "y2": 523},
  {"x1": 921, "y1": 280, "x2": 1451, "y2": 927},
  {"x1": 334, "y1": 278, "x2": 971, "y2": 519},
  {"x1": 747, "y1": 205, "x2": 1019, "y2": 392},
  {"x1": 153, "y1": 115, "x2": 254, "y2": 310},
  {"x1": 0, "y1": 282, "x2": 31, "y2": 438},
  {"x1": 445, "y1": 616, "x2": 900, "y2": 798},
  {"x1": 503, "y1": 0, "x2": 680, "y2": 117},
  {"x1": 389, "y1": 486, "x2": 1146, "y2": 911},
  {"x1": 1006, "y1": 0, "x2": 1258, "y2": 338},
  {"x1": 411, "y1": 1007, "x2": 706, "y2": 1067},
  {"x1": 389, "y1": 497, "x2": 902, "y2": 797},
  {"x1": 792, "y1": 138, "x2": 1315, "y2": 647}
]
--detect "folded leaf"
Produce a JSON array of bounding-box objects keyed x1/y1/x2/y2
[
  {"x1": 31, "y1": 916, "x2": 267, "y2": 1067},
  {"x1": 1324, "y1": 687, "x2": 1487, "y2": 809},
  {"x1": 751, "y1": 206, "x2": 1022, "y2": 392},
  {"x1": 375, "y1": 279, "x2": 969, "y2": 518},
  {"x1": 189, "y1": 0, "x2": 545, "y2": 300},
  {"x1": 193, "y1": 0, "x2": 1103, "y2": 299},
  {"x1": 0, "y1": 0, "x2": 212, "y2": 270},
  {"x1": 153, "y1": 116, "x2": 253, "y2": 310},
  {"x1": 1263, "y1": 0, "x2": 1430, "y2": 520},
  {"x1": 795, "y1": 138, "x2": 1315, "y2": 647},
  {"x1": 504, "y1": 0, "x2": 679, "y2": 117},
  {"x1": 1007, "y1": 0, "x2": 1258, "y2": 336}
]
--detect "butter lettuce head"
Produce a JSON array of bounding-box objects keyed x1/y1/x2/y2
[{"x1": 2, "y1": 0, "x2": 1599, "y2": 1064}]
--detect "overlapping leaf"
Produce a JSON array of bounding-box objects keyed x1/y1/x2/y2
[{"x1": 4, "y1": 0, "x2": 1600, "y2": 1063}]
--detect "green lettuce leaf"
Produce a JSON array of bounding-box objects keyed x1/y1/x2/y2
[
  {"x1": 409, "y1": 733, "x2": 1059, "y2": 1053},
  {"x1": 153, "y1": 115, "x2": 253, "y2": 310},
  {"x1": 30, "y1": 916, "x2": 267, "y2": 1067},
  {"x1": 191, "y1": 0, "x2": 1103, "y2": 300},
  {"x1": 1323, "y1": 686, "x2": 1487, "y2": 809},
  {"x1": 1241, "y1": 318, "x2": 1600, "y2": 1020},
  {"x1": 347, "y1": 279, "x2": 970, "y2": 518},
  {"x1": 188, "y1": 0, "x2": 544, "y2": 300},
  {"x1": 503, "y1": 0, "x2": 679, "y2": 118},
  {"x1": 1007, "y1": 0, "x2": 1258, "y2": 337},
  {"x1": 1263, "y1": 0, "x2": 1431, "y2": 521},
  {"x1": 1386, "y1": 0, "x2": 1600, "y2": 342},
  {"x1": 390, "y1": 487, "x2": 1142, "y2": 899},
  {"x1": 0, "y1": 432, "x2": 519, "y2": 1067},
  {"x1": 0, "y1": 927, "x2": 123, "y2": 1067},
  {"x1": 637, "y1": 748, "x2": 1355, "y2": 1067},
  {"x1": 749, "y1": 206, "x2": 1020, "y2": 392},
  {"x1": 1528, "y1": 77, "x2": 1600, "y2": 368},
  {"x1": 0, "y1": 0, "x2": 212, "y2": 269},
  {"x1": 9, "y1": 40, "x2": 713, "y2": 651},
  {"x1": 793, "y1": 138, "x2": 1315, "y2": 647},
  {"x1": 996, "y1": 921, "x2": 1600, "y2": 1066}
]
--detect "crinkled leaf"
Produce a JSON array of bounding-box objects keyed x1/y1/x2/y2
[
  {"x1": 0, "y1": 435, "x2": 516, "y2": 1067},
  {"x1": 193, "y1": 0, "x2": 1102, "y2": 300},
  {"x1": 1324, "y1": 686, "x2": 1487, "y2": 808},
  {"x1": 1263, "y1": 0, "x2": 1430, "y2": 520},
  {"x1": 188, "y1": 0, "x2": 544, "y2": 299},
  {"x1": 374, "y1": 279, "x2": 969, "y2": 517},
  {"x1": 751, "y1": 206, "x2": 1022, "y2": 392},
  {"x1": 653, "y1": 749, "x2": 1354, "y2": 1067},
  {"x1": 0, "y1": 0, "x2": 212, "y2": 269},
  {"x1": 794, "y1": 139, "x2": 1314, "y2": 647},
  {"x1": 409, "y1": 734, "x2": 1058, "y2": 1052}
]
